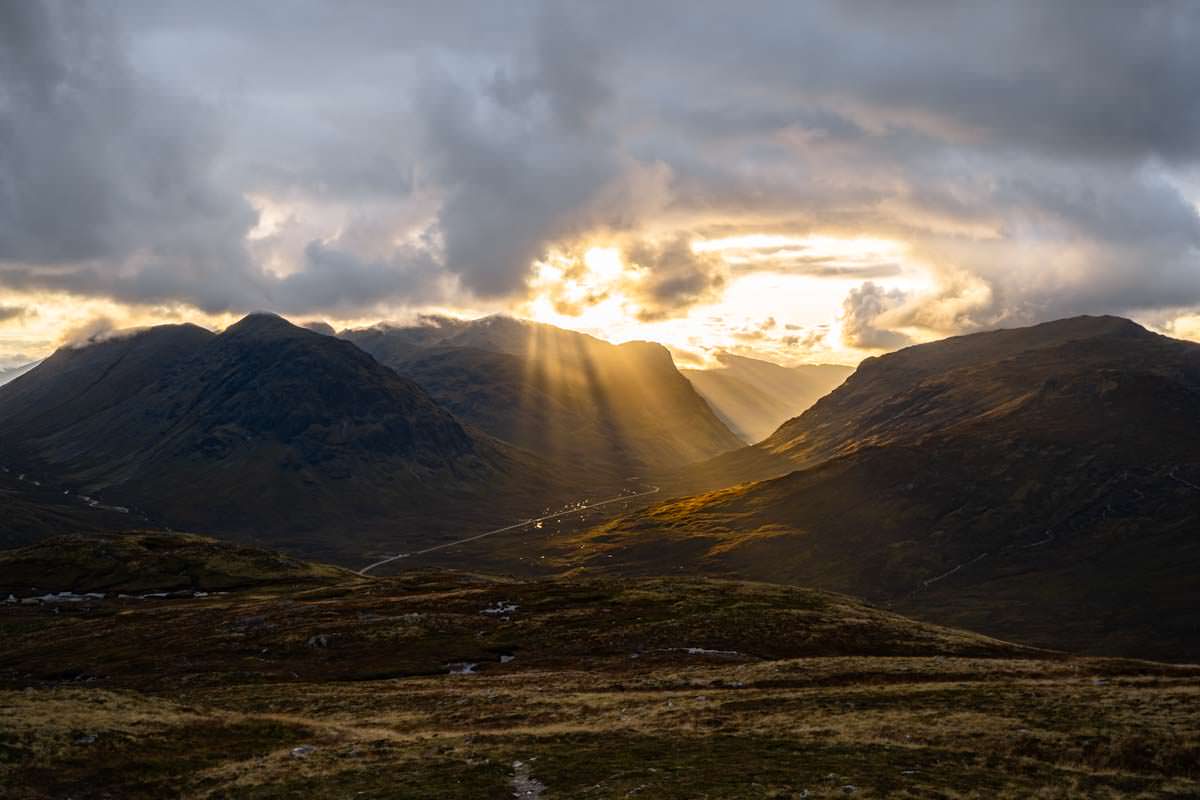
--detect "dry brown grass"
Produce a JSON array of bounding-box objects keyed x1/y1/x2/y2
[{"x1": 2, "y1": 571, "x2": 1197, "y2": 798}]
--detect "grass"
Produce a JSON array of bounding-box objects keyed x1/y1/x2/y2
[
  {"x1": 0, "y1": 531, "x2": 352, "y2": 594},
  {"x1": 4, "y1": 661, "x2": 1197, "y2": 798},
  {"x1": 1, "y1": 540, "x2": 1197, "y2": 798}
]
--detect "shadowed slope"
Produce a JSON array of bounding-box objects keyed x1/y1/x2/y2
[
  {"x1": 680, "y1": 315, "x2": 1200, "y2": 488},
  {"x1": 568, "y1": 317, "x2": 1200, "y2": 660}
]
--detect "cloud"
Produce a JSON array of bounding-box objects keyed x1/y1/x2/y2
[
  {"x1": 266, "y1": 240, "x2": 445, "y2": 316},
  {"x1": 0, "y1": 2, "x2": 261, "y2": 309},
  {"x1": 415, "y1": 7, "x2": 674, "y2": 301},
  {"x1": 300, "y1": 321, "x2": 335, "y2": 336},
  {"x1": 58, "y1": 316, "x2": 122, "y2": 348},
  {"x1": 625, "y1": 237, "x2": 727, "y2": 321},
  {"x1": 0, "y1": 305, "x2": 28, "y2": 323},
  {"x1": 841, "y1": 282, "x2": 913, "y2": 350},
  {"x1": 3, "y1": 0, "x2": 1200, "y2": 344}
]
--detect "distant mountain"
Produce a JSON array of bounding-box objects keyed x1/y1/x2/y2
[
  {"x1": 0, "y1": 360, "x2": 39, "y2": 387},
  {"x1": 564, "y1": 316, "x2": 1200, "y2": 660},
  {"x1": 342, "y1": 315, "x2": 743, "y2": 479},
  {"x1": 0, "y1": 314, "x2": 562, "y2": 561},
  {"x1": 682, "y1": 354, "x2": 851, "y2": 443}
]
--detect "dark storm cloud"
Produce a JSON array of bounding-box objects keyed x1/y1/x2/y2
[
  {"x1": 1, "y1": 0, "x2": 1199, "y2": 328},
  {"x1": 269, "y1": 241, "x2": 443, "y2": 315},
  {"x1": 415, "y1": 4, "x2": 663, "y2": 299},
  {"x1": 0, "y1": 1, "x2": 261, "y2": 308}
]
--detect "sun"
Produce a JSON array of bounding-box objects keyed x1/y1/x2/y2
[{"x1": 583, "y1": 247, "x2": 623, "y2": 282}]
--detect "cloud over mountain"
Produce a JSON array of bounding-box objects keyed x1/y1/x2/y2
[{"x1": 2, "y1": 1, "x2": 1199, "y2": 354}]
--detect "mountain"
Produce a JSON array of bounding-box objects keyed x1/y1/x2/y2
[
  {"x1": 0, "y1": 314, "x2": 561, "y2": 561},
  {"x1": 342, "y1": 315, "x2": 743, "y2": 479},
  {"x1": 682, "y1": 354, "x2": 851, "y2": 443},
  {"x1": 0, "y1": 360, "x2": 38, "y2": 387},
  {"x1": 561, "y1": 316, "x2": 1200, "y2": 660}
]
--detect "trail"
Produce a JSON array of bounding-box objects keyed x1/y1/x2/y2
[{"x1": 358, "y1": 485, "x2": 661, "y2": 575}]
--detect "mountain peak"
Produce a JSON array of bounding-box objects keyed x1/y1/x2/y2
[
  {"x1": 223, "y1": 312, "x2": 299, "y2": 336},
  {"x1": 1023, "y1": 314, "x2": 1147, "y2": 338}
]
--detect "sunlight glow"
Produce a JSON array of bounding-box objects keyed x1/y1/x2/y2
[
  {"x1": 583, "y1": 247, "x2": 623, "y2": 281},
  {"x1": 519, "y1": 233, "x2": 928, "y2": 366},
  {"x1": 692, "y1": 233, "x2": 907, "y2": 271}
]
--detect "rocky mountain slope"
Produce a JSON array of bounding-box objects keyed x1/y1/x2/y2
[
  {"x1": 564, "y1": 317, "x2": 1200, "y2": 660},
  {"x1": 342, "y1": 315, "x2": 743, "y2": 480}
]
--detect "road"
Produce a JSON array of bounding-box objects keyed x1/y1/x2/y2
[{"x1": 357, "y1": 485, "x2": 661, "y2": 575}]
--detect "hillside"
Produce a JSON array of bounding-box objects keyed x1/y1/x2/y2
[
  {"x1": 0, "y1": 470, "x2": 144, "y2": 550},
  {"x1": 3, "y1": 534, "x2": 1198, "y2": 798},
  {"x1": 690, "y1": 315, "x2": 1199, "y2": 485},
  {"x1": 342, "y1": 315, "x2": 743, "y2": 479},
  {"x1": 682, "y1": 354, "x2": 851, "y2": 443},
  {"x1": 0, "y1": 532, "x2": 349, "y2": 594},
  {"x1": 0, "y1": 314, "x2": 563, "y2": 562},
  {"x1": 564, "y1": 317, "x2": 1200, "y2": 660}
]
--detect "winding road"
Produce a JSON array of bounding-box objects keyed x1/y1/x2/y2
[{"x1": 358, "y1": 485, "x2": 661, "y2": 575}]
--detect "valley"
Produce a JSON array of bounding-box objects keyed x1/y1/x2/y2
[
  {"x1": 357, "y1": 483, "x2": 662, "y2": 575},
  {"x1": 4, "y1": 9, "x2": 1198, "y2": 796},
  {"x1": 2, "y1": 313, "x2": 1199, "y2": 798}
]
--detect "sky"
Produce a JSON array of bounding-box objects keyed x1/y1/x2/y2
[{"x1": 2, "y1": 1, "x2": 1200, "y2": 369}]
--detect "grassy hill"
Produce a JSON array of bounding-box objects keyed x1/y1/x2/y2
[
  {"x1": 1, "y1": 534, "x2": 1197, "y2": 798},
  {"x1": 0, "y1": 532, "x2": 349, "y2": 594}
]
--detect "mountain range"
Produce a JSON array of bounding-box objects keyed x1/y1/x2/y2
[
  {"x1": 2, "y1": 312, "x2": 1198, "y2": 663},
  {"x1": 0, "y1": 314, "x2": 564, "y2": 560}
]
